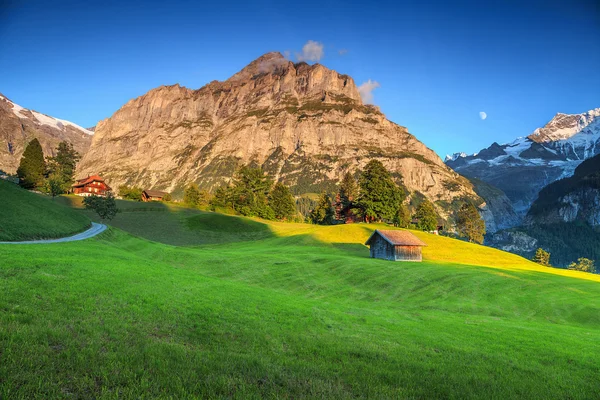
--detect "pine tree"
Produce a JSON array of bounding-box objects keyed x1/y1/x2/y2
[
  {"x1": 269, "y1": 182, "x2": 296, "y2": 220},
  {"x1": 17, "y1": 138, "x2": 46, "y2": 189},
  {"x1": 393, "y1": 204, "x2": 411, "y2": 228},
  {"x1": 414, "y1": 200, "x2": 438, "y2": 232},
  {"x1": 356, "y1": 160, "x2": 404, "y2": 222},
  {"x1": 310, "y1": 192, "x2": 335, "y2": 225},
  {"x1": 455, "y1": 203, "x2": 486, "y2": 244},
  {"x1": 339, "y1": 172, "x2": 358, "y2": 208},
  {"x1": 46, "y1": 141, "x2": 80, "y2": 185},
  {"x1": 532, "y1": 248, "x2": 551, "y2": 266}
]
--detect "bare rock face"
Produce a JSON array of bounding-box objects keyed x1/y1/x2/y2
[
  {"x1": 0, "y1": 94, "x2": 93, "y2": 173},
  {"x1": 78, "y1": 52, "x2": 479, "y2": 214}
]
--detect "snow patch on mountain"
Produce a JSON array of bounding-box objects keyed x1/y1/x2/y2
[{"x1": 0, "y1": 95, "x2": 94, "y2": 136}]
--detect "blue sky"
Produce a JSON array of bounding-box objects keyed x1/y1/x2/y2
[{"x1": 1, "y1": 0, "x2": 598, "y2": 158}]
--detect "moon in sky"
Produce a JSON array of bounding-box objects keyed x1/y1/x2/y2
[{"x1": 479, "y1": 111, "x2": 487, "y2": 120}]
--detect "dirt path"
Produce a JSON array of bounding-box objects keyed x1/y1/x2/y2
[{"x1": 0, "y1": 222, "x2": 107, "y2": 244}]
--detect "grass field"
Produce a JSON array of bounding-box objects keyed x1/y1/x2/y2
[
  {"x1": 1, "y1": 196, "x2": 600, "y2": 398},
  {"x1": 0, "y1": 181, "x2": 90, "y2": 241}
]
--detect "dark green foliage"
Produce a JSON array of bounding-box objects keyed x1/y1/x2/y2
[
  {"x1": 568, "y1": 258, "x2": 596, "y2": 273},
  {"x1": 269, "y1": 183, "x2": 296, "y2": 220},
  {"x1": 295, "y1": 196, "x2": 318, "y2": 218},
  {"x1": 209, "y1": 165, "x2": 275, "y2": 219},
  {"x1": 83, "y1": 192, "x2": 118, "y2": 220},
  {"x1": 532, "y1": 248, "x2": 551, "y2": 266},
  {"x1": 17, "y1": 138, "x2": 46, "y2": 189},
  {"x1": 338, "y1": 172, "x2": 358, "y2": 208},
  {"x1": 184, "y1": 184, "x2": 202, "y2": 206},
  {"x1": 46, "y1": 141, "x2": 80, "y2": 185},
  {"x1": 42, "y1": 172, "x2": 66, "y2": 199},
  {"x1": 455, "y1": 203, "x2": 486, "y2": 244},
  {"x1": 393, "y1": 205, "x2": 411, "y2": 228},
  {"x1": 414, "y1": 200, "x2": 438, "y2": 231},
  {"x1": 516, "y1": 222, "x2": 600, "y2": 268},
  {"x1": 119, "y1": 185, "x2": 144, "y2": 201},
  {"x1": 163, "y1": 193, "x2": 173, "y2": 202},
  {"x1": 310, "y1": 192, "x2": 335, "y2": 224},
  {"x1": 356, "y1": 160, "x2": 404, "y2": 222}
]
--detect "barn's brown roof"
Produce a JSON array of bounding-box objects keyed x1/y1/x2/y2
[
  {"x1": 143, "y1": 189, "x2": 167, "y2": 197},
  {"x1": 365, "y1": 230, "x2": 427, "y2": 247}
]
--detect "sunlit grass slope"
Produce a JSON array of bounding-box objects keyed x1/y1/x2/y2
[
  {"x1": 2, "y1": 200, "x2": 599, "y2": 397},
  {"x1": 0, "y1": 180, "x2": 90, "y2": 241}
]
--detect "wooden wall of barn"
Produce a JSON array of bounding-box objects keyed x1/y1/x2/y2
[
  {"x1": 369, "y1": 235, "x2": 395, "y2": 261},
  {"x1": 395, "y1": 245, "x2": 422, "y2": 262}
]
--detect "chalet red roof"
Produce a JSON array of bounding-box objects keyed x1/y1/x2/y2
[
  {"x1": 72, "y1": 175, "x2": 108, "y2": 188},
  {"x1": 365, "y1": 230, "x2": 427, "y2": 247}
]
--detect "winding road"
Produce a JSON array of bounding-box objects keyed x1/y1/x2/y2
[{"x1": 0, "y1": 222, "x2": 107, "y2": 244}]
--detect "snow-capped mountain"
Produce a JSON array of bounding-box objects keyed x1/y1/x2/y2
[
  {"x1": 0, "y1": 94, "x2": 93, "y2": 174},
  {"x1": 446, "y1": 108, "x2": 600, "y2": 225}
]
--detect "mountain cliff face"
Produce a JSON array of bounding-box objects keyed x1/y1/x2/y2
[
  {"x1": 0, "y1": 95, "x2": 93, "y2": 174},
  {"x1": 526, "y1": 153, "x2": 600, "y2": 227},
  {"x1": 78, "y1": 52, "x2": 479, "y2": 214},
  {"x1": 446, "y1": 108, "x2": 600, "y2": 223}
]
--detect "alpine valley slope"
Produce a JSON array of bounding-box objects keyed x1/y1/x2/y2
[
  {"x1": 77, "y1": 52, "x2": 480, "y2": 216},
  {"x1": 446, "y1": 108, "x2": 600, "y2": 224},
  {"x1": 0, "y1": 94, "x2": 93, "y2": 174}
]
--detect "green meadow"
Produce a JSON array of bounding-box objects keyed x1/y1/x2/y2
[{"x1": 1, "y1": 186, "x2": 599, "y2": 398}]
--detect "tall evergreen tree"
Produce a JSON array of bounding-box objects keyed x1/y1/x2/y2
[
  {"x1": 269, "y1": 182, "x2": 296, "y2": 220},
  {"x1": 17, "y1": 138, "x2": 46, "y2": 189},
  {"x1": 393, "y1": 204, "x2": 411, "y2": 228},
  {"x1": 414, "y1": 200, "x2": 438, "y2": 231},
  {"x1": 338, "y1": 172, "x2": 358, "y2": 208},
  {"x1": 356, "y1": 160, "x2": 404, "y2": 222},
  {"x1": 455, "y1": 203, "x2": 486, "y2": 244},
  {"x1": 46, "y1": 141, "x2": 80, "y2": 185},
  {"x1": 310, "y1": 192, "x2": 335, "y2": 225}
]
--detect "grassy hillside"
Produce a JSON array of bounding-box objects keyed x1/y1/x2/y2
[
  {"x1": 1, "y1": 203, "x2": 599, "y2": 398},
  {"x1": 0, "y1": 180, "x2": 90, "y2": 241}
]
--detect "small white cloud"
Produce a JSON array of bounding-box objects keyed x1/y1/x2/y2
[
  {"x1": 358, "y1": 79, "x2": 380, "y2": 104},
  {"x1": 296, "y1": 40, "x2": 324, "y2": 62},
  {"x1": 338, "y1": 49, "x2": 348, "y2": 55},
  {"x1": 479, "y1": 111, "x2": 487, "y2": 120}
]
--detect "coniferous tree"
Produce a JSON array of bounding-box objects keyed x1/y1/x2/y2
[
  {"x1": 310, "y1": 192, "x2": 335, "y2": 225},
  {"x1": 17, "y1": 138, "x2": 46, "y2": 189},
  {"x1": 393, "y1": 204, "x2": 411, "y2": 228},
  {"x1": 414, "y1": 200, "x2": 438, "y2": 231},
  {"x1": 269, "y1": 182, "x2": 296, "y2": 220},
  {"x1": 338, "y1": 172, "x2": 358, "y2": 208},
  {"x1": 46, "y1": 141, "x2": 80, "y2": 185},
  {"x1": 532, "y1": 248, "x2": 551, "y2": 266},
  {"x1": 356, "y1": 160, "x2": 404, "y2": 222},
  {"x1": 455, "y1": 203, "x2": 486, "y2": 244}
]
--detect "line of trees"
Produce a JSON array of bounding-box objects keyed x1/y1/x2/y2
[
  {"x1": 532, "y1": 247, "x2": 596, "y2": 274},
  {"x1": 17, "y1": 139, "x2": 80, "y2": 198}
]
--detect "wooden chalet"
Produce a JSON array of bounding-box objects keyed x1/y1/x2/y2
[
  {"x1": 365, "y1": 230, "x2": 427, "y2": 262},
  {"x1": 72, "y1": 175, "x2": 111, "y2": 197},
  {"x1": 142, "y1": 189, "x2": 167, "y2": 202}
]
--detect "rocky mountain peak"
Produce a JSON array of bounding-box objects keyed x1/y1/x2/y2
[{"x1": 529, "y1": 108, "x2": 600, "y2": 143}]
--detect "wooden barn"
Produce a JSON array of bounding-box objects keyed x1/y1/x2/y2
[
  {"x1": 72, "y1": 175, "x2": 111, "y2": 197},
  {"x1": 365, "y1": 230, "x2": 427, "y2": 262},
  {"x1": 142, "y1": 189, "x2": 167, "y2": 202}
]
